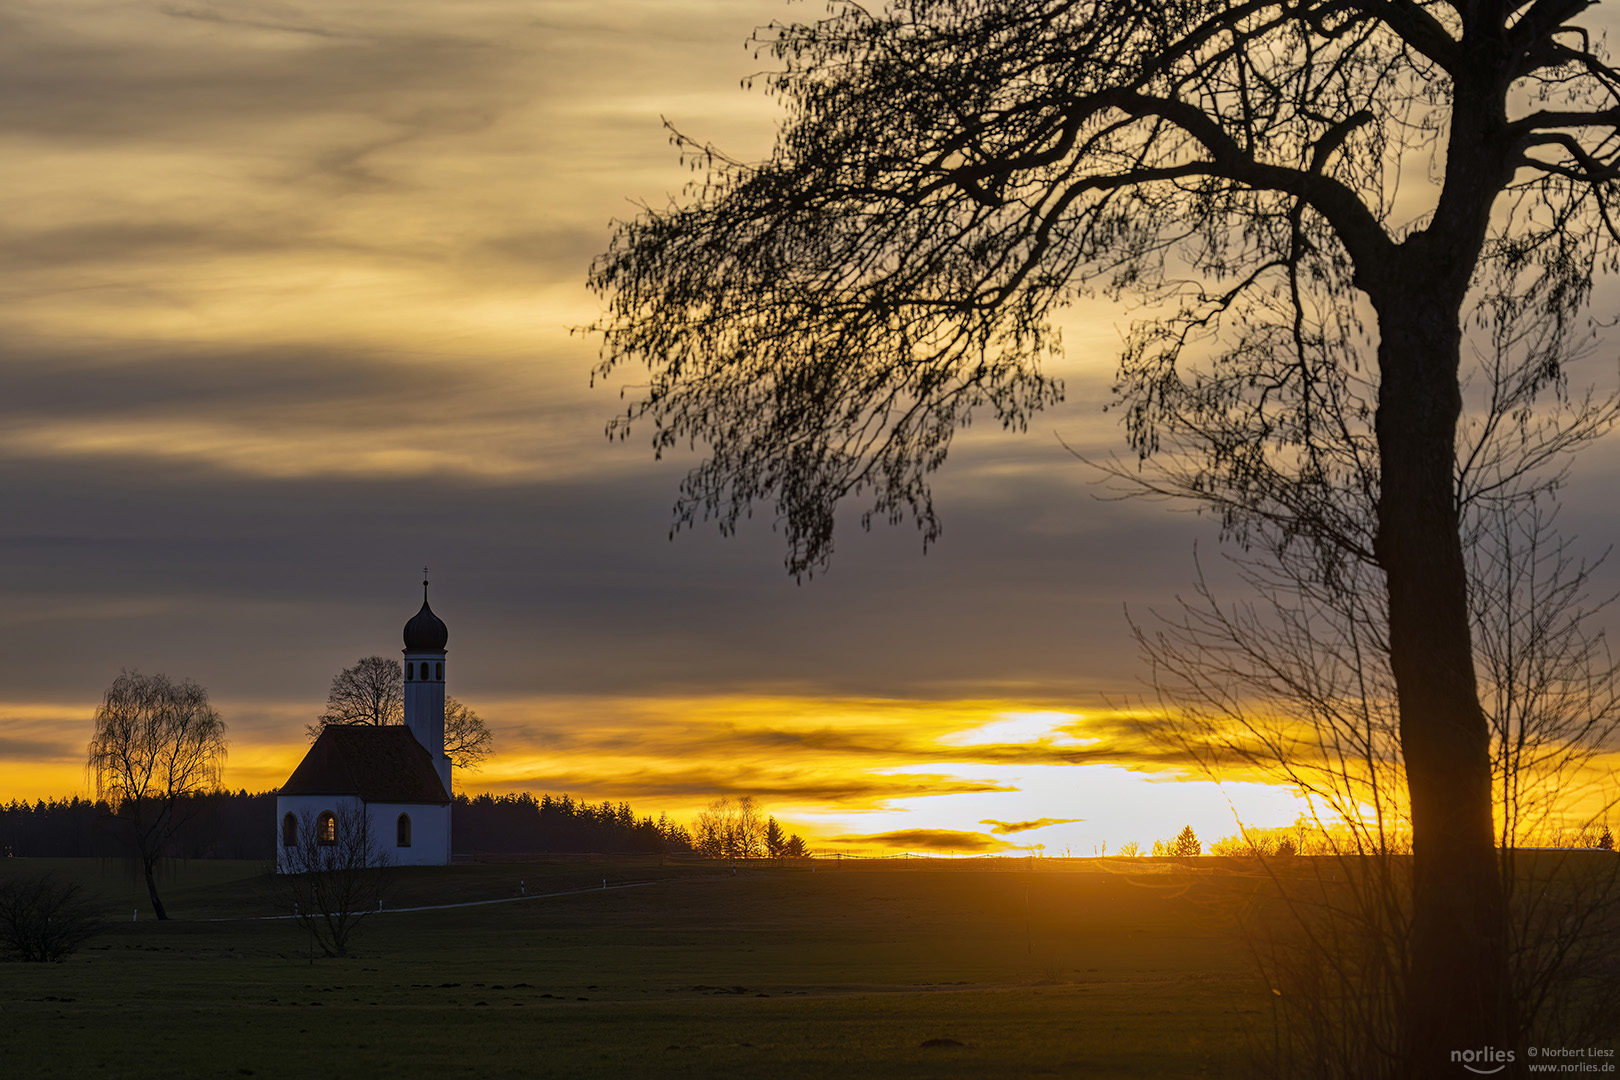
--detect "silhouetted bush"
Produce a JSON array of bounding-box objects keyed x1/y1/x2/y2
[
  {"x1": 275, "y1": 806, "x2": 387, "y2": 958},
  {"x1": 0, "y1": 874, "x2": 100, "y2": 962}
]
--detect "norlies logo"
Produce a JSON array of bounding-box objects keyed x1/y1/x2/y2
[{"x1": 1452, "y1": 1047, "x2": 1516, "y2": 1075}]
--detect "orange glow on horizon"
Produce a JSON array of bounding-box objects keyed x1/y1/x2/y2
[
  {"x1": 10, "y1": 692, "x2": 1614, "y2": 854},
  {"x1": 2, "y1": 692, "x2": 1313, "y2": 856}
]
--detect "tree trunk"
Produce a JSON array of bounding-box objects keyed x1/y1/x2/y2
[
  {"x1": 1373, "y1": 287, "x2": 1512, "y2": 1074},
  {"x1": 142, "y1": 852, "x2": 168, "y2": 921}
]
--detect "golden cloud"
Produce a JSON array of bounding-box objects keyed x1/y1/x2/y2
[
  {"x1": 826, "y1": 829, "x2": 1015, "y2": 854},
  {"x1": 980, "y1": 817, "x2": 1084, "y2": 836}
]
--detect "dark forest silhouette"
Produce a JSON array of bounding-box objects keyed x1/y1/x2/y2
[{"x1": 1, "y1": 791, "x2": 693, "y2": 861}]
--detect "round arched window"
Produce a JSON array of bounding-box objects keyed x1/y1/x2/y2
[
  {"x1": 317, "y1": 810, "x2": 337, "y2": 845},
  {"x1": 407, "y1": 662, "x2": 415, "y2": 681},
  {"x1": 282, "y1": 812, "x2": 297, "y2": 848},
  {"x1": 435, "y1": 662, "x2": 443, "y2": 681},
  {"x1": 397, "y1": 813, "x2": 412, "y2": 848}
]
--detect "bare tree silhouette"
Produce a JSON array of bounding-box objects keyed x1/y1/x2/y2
[
  {"x1": 589, "y1": 2, "x2": 1620, "y2": 1066},
  {"x1": 307, "y1": 656, "x2": 493, "y2": 772},
  {"x1": 87, "y1": 670, "x2": 227, "y2": 920},
  {"x1": 275, "y1": 805, "x2": 388, "y2": 959},
  {"x1": 309, "y1": 655, "x2": 402, "y2": 730},
  {"x1": 1136, "y1": 497, "x2": 1620, "y2": 1073},
  {"x1": 692, "y1": 796, "x2": 768, "y2": 859},
  {"x1": 0, "y1": 875, "x2": 100, "y2": 962}
]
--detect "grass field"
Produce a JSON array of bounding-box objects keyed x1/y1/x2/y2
[{"x1": 1, "y1": 857, "x2": 1276, "y2": 1078}]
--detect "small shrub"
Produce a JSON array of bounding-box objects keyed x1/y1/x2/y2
[
  {"x1": 0, "y1": 874, "x2": 101, "y2": 961},
  {"x1": 276, "y1": 806, "x2": 388, "y2": 958}
]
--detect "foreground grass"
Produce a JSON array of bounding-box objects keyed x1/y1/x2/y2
[{"x1": 2, "y1": 859, "x2": 1270, "y2": 1078}]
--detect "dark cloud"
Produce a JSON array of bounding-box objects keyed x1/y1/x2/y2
[
  {"x1": 0, "y1": 0, "x2": 1236, "y2": 795},
  {"x1": 158, "y1": 5, "x2": 366, "y2": 40},
  {"x1": 0, "y1": 735, "x2": 79, "y2": 765},
  {"x1": 980, "y1": 817, "x2": 1083, "y2": 836},
  {"x1": 503, "y1": 717, "x2": 1217, "y2": 775},
  {"x1": 0, "y1": 222, "x2": 310, "y2": 274},
  {"x1": 0, "y1": 6, "x2": 504, "y2": 144},
  {"x1": 480, "y1": 767, "x2": 1014, "y2": 809},
  {"x1": 0, "y1": 339, "x2": 463, "y2": 423},
  {"x1": 828, "y1": 829, "x2": 1013, "y2": 853},
  {"x1": 0, "y1": 424, "x2": 1214, "y2": 707}
]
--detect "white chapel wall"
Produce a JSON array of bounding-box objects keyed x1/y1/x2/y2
[
  {"x1": 366, "y1": 800, "x2": 451, "y2": 867},
  {"x1": 274, "y1": 793, "x2": 364, "y2": 873},
  {"x1": 274, "y1": 794, "x2": 450, "y2": 870}
]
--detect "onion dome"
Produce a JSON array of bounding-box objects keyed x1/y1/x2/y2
[{"x1": 403, "y1": 579, "x2": 448, "y2": 651}]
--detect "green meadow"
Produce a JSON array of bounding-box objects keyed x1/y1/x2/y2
[{"x1": 2, "y1": 858, "x2": 1273, "y2": 1078}]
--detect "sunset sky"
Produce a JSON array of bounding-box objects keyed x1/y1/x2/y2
[{"x1": 7, "y1": 0, "x2": 1618, "y2": 855}]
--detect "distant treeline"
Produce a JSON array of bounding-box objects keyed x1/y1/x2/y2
[
  {"x1": 454, "y1": 792, "x2": 693, "y2": 855},
  {"x1": 0, "y1": 792, "x2": 276, "y2": 860},
  {"x1": 1, "y1": 791, "x2": 694, "y2": 860}
]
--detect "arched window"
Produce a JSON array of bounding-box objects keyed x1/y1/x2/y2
[
  {"x1": 282, "y1": 812, "x2": 297, "y2": 847},
  {"x1": 317, "y1": 810, "x2": 337, "y2": 845},
  {"x1": 397, "y1": 813, "x2": 412, "y2": 847},
  {"x1": 406, "y1": 662, "x2": 415, "y2": 681},
  {"x1": 435, "y1": 662, "x2": 443, "y2": 681}
]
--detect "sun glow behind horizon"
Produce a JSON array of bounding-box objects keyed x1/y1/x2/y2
[
  {"x1": 1, "y1": 693, "x2": 1314, "y2": 856},
  {"x1": 11, "y1": 689, "x2": 1616, "y2": 855}
]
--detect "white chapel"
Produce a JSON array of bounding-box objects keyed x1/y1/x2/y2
[{"x1": 275, "y1": 582, "x2": 454, "y2": 868}]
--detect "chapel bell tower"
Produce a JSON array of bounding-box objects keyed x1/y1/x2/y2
[{"x1": 403, "y1": 572, "x2": 452, "y2": 794}]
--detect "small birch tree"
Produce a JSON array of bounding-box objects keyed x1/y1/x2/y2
[{"x1": 86, "y1": 670, "x2": 227, "y2": 920}]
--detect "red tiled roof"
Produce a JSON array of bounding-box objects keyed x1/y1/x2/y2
[{"x1": 280, "y1": 724, "x2": 449, "y2": 804}]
